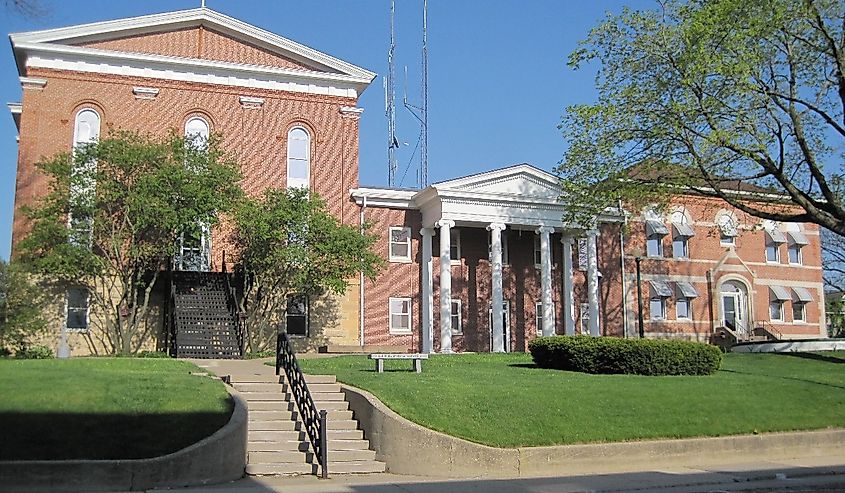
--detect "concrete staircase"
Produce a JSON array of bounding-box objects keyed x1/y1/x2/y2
[{"x1": 230, "y1": 370, "x2": 385, "y2": 476}]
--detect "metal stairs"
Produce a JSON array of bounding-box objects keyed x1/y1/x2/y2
[
  {"x1": 230, "y1": 371, "x2": 386, "y2": 476},
  {"x1": 172, "y1": 271, "x2": 241, "y2": 359}
]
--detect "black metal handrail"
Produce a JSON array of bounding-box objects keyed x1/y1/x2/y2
[
  {"x1": 167, "y1": 279, "x2": 177, "y2": 357},
  {"x1": 223, "y1": 270, "x2": 244, "y2": 357},
  {"x1": 276, "y1": 331, "x2": 328, "y2": 478}
]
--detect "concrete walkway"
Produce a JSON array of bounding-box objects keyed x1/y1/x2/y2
[{"x1": 142, "y1": 453, "x2": 845, "y2": 493}]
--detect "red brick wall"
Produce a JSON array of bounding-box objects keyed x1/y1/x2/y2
[
  {"x1": 12, "y1": 67, "x2": 361, "y2": 267},
  {"x1": 77, "y1": 27, "x2": 316, "y2": 71}
]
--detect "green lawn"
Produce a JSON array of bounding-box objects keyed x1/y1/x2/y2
[
  {"x1": 0, "y1": 358, "x2": 233, "y2": 460},
  {"x1": 298, "y1": 352, "x2": 845, "y2": 448}
]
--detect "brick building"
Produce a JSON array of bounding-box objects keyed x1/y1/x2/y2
[{"x1": 7, "y1": 8, "x2": 827, "y2": 355}]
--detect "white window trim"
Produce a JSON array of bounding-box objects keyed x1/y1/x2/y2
[
  {"x1": 769, "y1": 300, "x2": 784, "y2": 322},
  {"x1": 646, "y1": 235, "x2": 663, "y2": 258},
  {"x1": 286, "y1": 126, "x2": 311, "y2": 190},
  {"x1": 650, "y1": 297, "x2": 666, "y2": 320},
  {"x1": 450, "y1": 229, "x2": 461, "y2": 265},
  {"x1": 788, "y1": 244, "x2": 803, "y2": 265},
  {"x1": 672, "y1": 236, "x2": 689, "y2": 259},
  {"x1": 451, "y1": 299, "x2": 462, "y2": 335},
  {"x1": 388, "y1": 226, "x2": 412, "y2": 263},
  {"x1": 388, "y1": 297, "x2": 412, "y2": 334},
  {"x1": 184, "y1": 116, "x2": 210, "y2": 147},
  {"x1": 792, "y1": 301, "x2": 807, "y2": 323},
  {"x1": 765, "y1": 240, "x2": 780, "y2": 263},
  {"x1": 676, "y1": 297, "x2": 692, "y2": 321}
]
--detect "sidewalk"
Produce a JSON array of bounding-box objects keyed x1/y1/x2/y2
[{"x1": 154, "y1": 453, "x2": 845, "y2": 493}]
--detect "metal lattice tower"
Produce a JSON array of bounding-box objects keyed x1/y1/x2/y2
[{"x1": 386, "y1": 0, "x2": 399, "y2": 187}]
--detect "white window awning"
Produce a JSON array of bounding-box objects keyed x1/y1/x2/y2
[
  {"x1": 672, "y1": 222, "x2": 695, "y2": 238},
  {"x1": 788, "y1": 231, "x2": 809, "y2": 245},
  {"x1": 649, "y1": 280, "x2": 673, "y2": 298},
  {"x1": 646, "y1": 220, "x2": 669, "y2": 237},
  {"x1": 766, "y1": 228, "x2": 786, "y2": 243},
  {"x1": 792, "y1": 287, "x2": 814, "y2": 303},
  {"x1": 675, "y1": 281, "x2": 699, "y2": 298},
  {"x1": 769, "y1": 286, "x2": 791, "y2": 301}
]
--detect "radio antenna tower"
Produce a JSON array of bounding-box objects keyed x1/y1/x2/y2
[
  {"x1": 402, "y1": 0, "x2": 429, "y2": 188},
  {"x1": 386, "y1": 0, "x2": 399, "y2": 187}
]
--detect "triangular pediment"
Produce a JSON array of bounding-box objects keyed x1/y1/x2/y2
[
  {"x1": 10, "y1": 8, "x2": 375, "y2": 84},
  {"x1": 433, "y1": 164, "x2": 562, "y2": 199}
]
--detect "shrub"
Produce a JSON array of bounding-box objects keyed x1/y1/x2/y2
[
  {"x1": 15, "y1": 345, "x2": 54, "y2": 360},
  {"x1": 528, "y1": 335, "x2": 722, "y2": 376},
  {"x1": 135, "y1": 350, "x2": 171, "y2": 358}
]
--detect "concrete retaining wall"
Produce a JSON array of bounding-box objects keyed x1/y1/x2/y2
[
  {"x1": 0, "y1": 386, "x2": 247, "y2": 492},
  {"x1": 342, "y1": 384, "x2": 845, "y2": 478},
  {"x1": 732, "y1": 339, "x2": 845, "y2": 353}
]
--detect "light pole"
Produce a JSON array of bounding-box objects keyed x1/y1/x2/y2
[{"x1": 635, "y1": 256, "x2": 645, "y2": 338}]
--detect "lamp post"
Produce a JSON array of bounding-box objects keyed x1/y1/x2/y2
[{"x1": 635, "y1": 256, "x2": 645, "y2": 338}]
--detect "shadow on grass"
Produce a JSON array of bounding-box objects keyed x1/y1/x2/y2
[
  {"x1": 0, "y1": 407, "x2": 233, "y2": 460},
  {"x1": 720, "y1": 367, "x2": 845, "y2": 392},
  {"x1": 775, "y1": 352, "x2": 845, "y2": 364},
  {"x1": 507, "y1": 363, "x2": 544, "y2": 369}
]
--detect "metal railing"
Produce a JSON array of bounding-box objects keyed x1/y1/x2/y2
[
  {"x1": 276, "y1": 331, "x2": 328, "y2": 478},
  {"x1": 222, "y1": 255, "x2": 244, "y2": 357},
  {"x1": 167, "y1": 280, "x2": 177, "y2": 357},
  {"x1": 753, "y1": 320, "x2": 783, "y2": 341}
]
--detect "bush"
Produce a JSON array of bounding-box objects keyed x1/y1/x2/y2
[
  {"x1": 15, "y1": 345, "x2": 54, "y2": 359},
  {"x1": 135, "y1": 350, "x2": 171, "y2": 358},
  {"x1": 529, "y1": 336, "x2": 722, "y2": 376}
]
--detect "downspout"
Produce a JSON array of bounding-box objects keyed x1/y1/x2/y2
[
  {"x1": 359, "y1": 195, "x2": 368, "y2": 348},
  {"x1": 618, "y1": 199, "x2": 629, "y2": 338}
]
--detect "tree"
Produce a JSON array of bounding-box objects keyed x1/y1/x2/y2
[
  {"x1": 559, "y1": 0, "x2": 845, "y2": 234},
  {"x1": 233, "y1": 188, "x2": 383, "y2": 352},
  {"x1": 18, "y1": 130, "x2": 242, "y2": 354},
  {"x1": 0, "y1": 259, "x2": 49, "y2": 354}
]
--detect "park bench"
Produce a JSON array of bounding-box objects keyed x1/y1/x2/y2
[{"x1": 369, "y1": 353, "x2": 429, "y2": 373}]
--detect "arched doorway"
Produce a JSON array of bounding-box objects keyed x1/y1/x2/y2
[{"x1": 720, "y1": 280, "x2": 750, "y2": 336}]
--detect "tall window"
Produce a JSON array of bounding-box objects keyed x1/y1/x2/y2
[
  {"x1": 389, "y1": 227, "x2": 411, "y2": 262},
  {"x1": 389, "y1": 297, "x2": 412, "y2": 334},
  {"x1": 577, "y1": 238, "x2": 588, "y2": 270},
  {"x1": 649, "y1": 280, "x2": 672, "y2": 320},
  {"x1": 670, "y1": 212, "x2": 694, "y2": 259},
  {"x1": 791, "y1": 287, "x2": 813, "y2": 323},
  {"x1": 534, "y1": 235, "x2": 542, "y2": 266},
  {"x1": 450, "y1": 229, "x2": 461, "y2": 262},
  {"x1": 487, "y1": 230, "x2": 509, "y2": 265},
  {"x1": 66, "y1": 287, "x2": 90, "y2": 331},
  {"x1": 70, "y1": 109, "x2": 101, "y2": 245},
  {"x1": 787, "y1": 231, "x2": 808, "y2": 265},
  {"x1": 769, "y1": 286, "x2": 790, "y2": 321},
  {"x1": 675, "y1": 281, "x2": 698, "y2": 320},
  {"x1": 286, "y1": 295, "x2": 308, "y2": 336},
  {"x1": 287, "y1": 127, "x2": 311, "y2": 189},
  {"x1": 451, "y1": 300, "x2": 462, "y2": 334},
  {"x1": 764, "y1": 224, "x2": 785, "y2": 263},
  {"x1": 645, "y1": 220, "x2": 668, "y2": 257},
  {"x1": 184, "y1": 116, "x2": 210, "y2": 150}
]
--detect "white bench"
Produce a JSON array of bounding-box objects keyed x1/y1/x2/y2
[{"x1": 369, "y1": 353, "x2": 429, "y2": 373}]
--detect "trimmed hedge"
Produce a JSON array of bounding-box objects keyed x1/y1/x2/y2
[{"x1": 528, "y1": 336, "x2": 722, "y2": 376}]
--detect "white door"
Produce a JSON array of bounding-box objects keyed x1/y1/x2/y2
[
  {"x1": 489, "y1": 301, "x2": 511, "y2": 352},
  {"x1": 722, "y1": 292, "x2": 746, "y2": 335}
]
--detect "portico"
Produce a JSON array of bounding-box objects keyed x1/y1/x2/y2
[{"x1": 412, "y1": 165, "x2": 613, "y2": 352}]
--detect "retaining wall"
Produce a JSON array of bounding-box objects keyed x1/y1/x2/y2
[
  {"x1": 342, "y1": 384, "x2": 845, "y2": 478},
  {"x1": 0, "y1": 385, "x2": 247, "y2": 492}
]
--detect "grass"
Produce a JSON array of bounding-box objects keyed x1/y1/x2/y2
[
  {"x1": 0, "y1": 358, "x2": 233, "y2": 460},
  {"x1": 298, "y1": 352, "x2": 845, "y2": 448}
]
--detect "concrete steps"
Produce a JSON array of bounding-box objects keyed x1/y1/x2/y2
[{"x1": 230, "y1": 368, "x2": 384, "y2": 476}]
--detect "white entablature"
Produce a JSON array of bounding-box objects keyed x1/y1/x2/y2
[{"x1": 351, "y1": 164, "x2": 622, "y2": 230}]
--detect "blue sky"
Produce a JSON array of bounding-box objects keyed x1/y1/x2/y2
[{"x1": 0, "y1": 0, "x2": 652, "y2": 260}]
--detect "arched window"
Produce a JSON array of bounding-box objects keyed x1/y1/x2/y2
[
  {"x1": 73, "y1": 109, "x2": 100, "y2": 148},
  {"x1": 287, "y1": 127, "x2": 310, "y2": 189},
  {"x1": 184, "y1": 116, "x2": 210, "y2": 150}
]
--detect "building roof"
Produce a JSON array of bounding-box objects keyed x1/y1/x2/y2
[{"x1": 9, "y1": 7, "x2": 376, "y2": 97}]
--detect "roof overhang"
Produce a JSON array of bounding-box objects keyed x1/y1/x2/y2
[{"x1": 9, "y1": 7, "x2": 376, "y2": 97}]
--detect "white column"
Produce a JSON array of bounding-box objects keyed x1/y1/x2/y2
[
  {"x1": 587, "y1": 229, "x2": 601, "y2": 337},
  {"x1": 437, "y1": 219, "x2": 455, "y2": 353},
  {"x1": 537, "y1": 226, "x2": 555, "y2": 337},
  {"x1": 561, "y1": 235, "x2": 576, "y2": 335},
  {"x1": 487, "y1": 223, "x2": 506, "y2": 352},
  {"x1": 420, "y1": 227, "x2": 434, "y2": 354}
]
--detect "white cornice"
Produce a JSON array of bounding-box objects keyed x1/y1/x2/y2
[
  {"x1": 351, "y1": 187, "x2": 418, "y2": 209},
  {"x1": 10, "y1": 8, "x2": 376, "y2": 83},
  {"x1": 21, "y1": 45, "x2": 365, "y2": 98},
  {"x1": 19, "y1": 76, "x2": 46, "y2": 89},
  {"x1": 132, "y1": 86, "x2": 159, "y2": 99}
]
